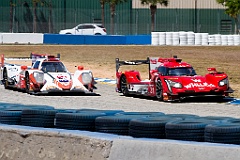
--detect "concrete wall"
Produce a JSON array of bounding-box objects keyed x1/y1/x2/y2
[
  {"x1": 2, "y1": 33, "x2": 44, "y2": 44},
  {"x1": 0, "y1": 33, "x2": 151, "y2": 45},
  {"x1": 1, "y1": 33, "x2": 240, "y2": 46},
  {"x1": 0, "y1": 33, "x2": 2, "y2": 44},
  {"x1": 109, "y1": 139, "x2": 240, "y2": 160},
  {"x1": 1, "y1": 124, "x2": 240, "y2": 160},
  {"x1": 43, "y1": 34, "x2": 151, "y2": 45},
  {"x1": 0, "y1": 124, "x2": 112, "y2": 160}
]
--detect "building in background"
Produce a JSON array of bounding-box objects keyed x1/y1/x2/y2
[{"x1": 0, "y1": 0, "x2": 233, "y2": 35}]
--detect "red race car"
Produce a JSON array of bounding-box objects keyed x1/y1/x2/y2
[{"x1": 115, "y1": 56, "x2": 233, "y2": 102}]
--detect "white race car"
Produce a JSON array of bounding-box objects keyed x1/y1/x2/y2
[{"x1": 0, "y1": 53, "x2": 96, "y2": 95}]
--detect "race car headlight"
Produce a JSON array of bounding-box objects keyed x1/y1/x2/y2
[
  {"x1": 81, "y1": 72, "x2": 93, "y2": 84},
  {"x1": 165, "y1": 80, "x2": 182, "y2": 92},
  {"x1": 33, "y1": 72, "x2": 44, "y2": 83},
  {"x1": 219, "y1": 78, "x2": 229, "y2": 86},
  {"x1": 167, "y1": 80, "x2": 182, "y2": 88}
]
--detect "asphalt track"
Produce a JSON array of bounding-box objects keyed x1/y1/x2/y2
[{"x1": 0, "y1": 80, "x2": 240, "y2": 119}]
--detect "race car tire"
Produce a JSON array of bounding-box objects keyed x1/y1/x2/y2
[
  {"x1": 25, "y1": 72, "x2": 31, "y2": 93},
  {"x1": 155, "y1": 79, "x2": 163, "y2": 101},
  {"x1": 120, "y1": 75, "x2": 129, "y2": 96},
  {"x1": 2, "y1": 68, "x2": 9, "y2": 89}
]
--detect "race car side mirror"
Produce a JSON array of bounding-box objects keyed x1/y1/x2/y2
[
  {"x1": 78, "y1": 66, "x2": 84, "y2": 70},
  {"x1": 21, "y1": 65, "x2": 28, "y2": 70},
  {"x1": 207, "y1": 67, "x2": 217, "y2": 73}
]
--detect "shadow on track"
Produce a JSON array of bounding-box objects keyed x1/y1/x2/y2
[{"x1": 120, "y1": 94, "x2": 235, "y2": 103}]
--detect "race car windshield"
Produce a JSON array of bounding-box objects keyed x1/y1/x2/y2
[
  {"x1": 41, "y1": 62, "x2": 67, "y2": 72},
  {"x1": 167, "y1": 67, "x2": 196, "y2": 76}
]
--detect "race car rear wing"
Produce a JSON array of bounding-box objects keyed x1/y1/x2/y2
[
  {"x1": 115, "y1": 56, "x2": 181, "y2": 79},
  {"x1": 116, "y1": 56, "x2": 181, "y2": 72},
  {"x1": 116, "y1": 57, "x2": 151, "y2": 78},
  {"x1": 0, "y1": 53, "x2": 60, "y2": 67},
  {"x1": 115, "y1": 58, "x2": 150, "y2": 72},
  {"x1": 30, "y1": 52, "x2": 60, "y2": 65},
  {"x1": 1, "y1": 54, "x2": 32, "y2": 67}
]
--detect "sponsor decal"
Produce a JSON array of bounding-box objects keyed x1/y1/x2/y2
[
  {"x1": 57, "y1": 75, "x2": 69, "y2": 83},
  {"x1": 59, "y1": 79, "x2": 69, "y2": 82},
  {"x1": 191, "y1": 79, "x2": 202, "y2": 83},
  {"x1": 185, "y1": 82, "x2": 215, "y2": 89},
  {"x1": 172, "y1": 64, "x2": 190, "y2": 68},
  {"x1": 215, "y1": 75, "x2": 225, "y2": 78},
  {"x1": 150, "y1": 59, "x2": 157, "y2": 64},
  {"x1": 167, "y1": 78, "x2": 178, "y2": 80},
  {"x1": 124, "y1": 61, "x2": 142, "y2": 65},
  {"x1": 9, "y1": 67, "x2": 18, "y2": 72}
]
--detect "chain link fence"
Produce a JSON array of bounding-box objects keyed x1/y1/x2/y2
[{"x1": 0, "y1": 5, "x2": 234, "y2": 35}]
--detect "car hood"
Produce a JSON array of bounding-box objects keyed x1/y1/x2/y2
[
  {"x1": 59, "y1": 29, "x2": 73, "y2": 34},
  {"x1": 166, "y1": 75, "x2": 220, "y2": 90}
]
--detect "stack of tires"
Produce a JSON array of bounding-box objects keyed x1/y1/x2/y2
[
  {"x1": 0, "y1": 102, "x2": 240, "y2": 145},
  {"x1": 129, "y1": 116, "x2": 181, "y2": 138},
  {"x1": 205, "y1": 119, "x2": 240, "y2": 145}
]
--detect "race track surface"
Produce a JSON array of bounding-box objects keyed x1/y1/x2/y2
[{"x1": 0, "y1": 82, "x2": 240, "y2": 119}]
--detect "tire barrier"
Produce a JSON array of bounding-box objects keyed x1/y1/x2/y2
[
  {"x1": 55, "y1": 112, "x2": 106, "y2": 131},
  {"x1": 95, "y1": 115, "x2": 148, "y2": 135},
  {"x1": 77, "y1": 109, "x2": 124, "y2": 115},
  {"x1": 151, "y1": 32, "x2": 240, "y2": 46},
  {"x1": 165, "y1": 119, "x2": 209, "y2": 142},
  {"x1": 0, "y1": 110, "x2": 22, "y2": 125},
  {"x1": 129, "y1": 116, "x2": 182, "y2": 138},
  {"x1": 165, "y1": 113, "x2": 199, "y2": 119},
  {"x1": 205, "y1": 123, "x2": 240, "y2": 145},
  {"x1": 1, "y1": 102, "x2": 240, "y2": 145},
  {"x1": 21, "y1": 109, "x2": 57, "y2": 128}
]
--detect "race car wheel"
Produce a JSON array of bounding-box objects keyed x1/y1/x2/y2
[
  {"x1": 156, "y1": 79, "x2": 163, "y2": 101},
  {"x1": 120, "y1": 75, "x2": 129, "y2": 96},
  {"x1": 3, "y1": 68, "x2": 9, "y2": 89},
  {"x1": 25, "y1": 73, "x2": 30, "y2": 93}
]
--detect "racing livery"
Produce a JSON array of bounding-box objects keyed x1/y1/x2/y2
[
  {"x1": 116, "y1": 56, "x2": 233, "y2": 101},
  {"x1": 0, "y1": 53, "x2": 96, "y2": 94}
]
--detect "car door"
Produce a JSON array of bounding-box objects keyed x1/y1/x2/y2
[
  {"x1": 75, "y1": 25, "x2": 84, "y2": 35},
  {"x1": 81, "y1": 25, "x2": 95, "y2": 35}
]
